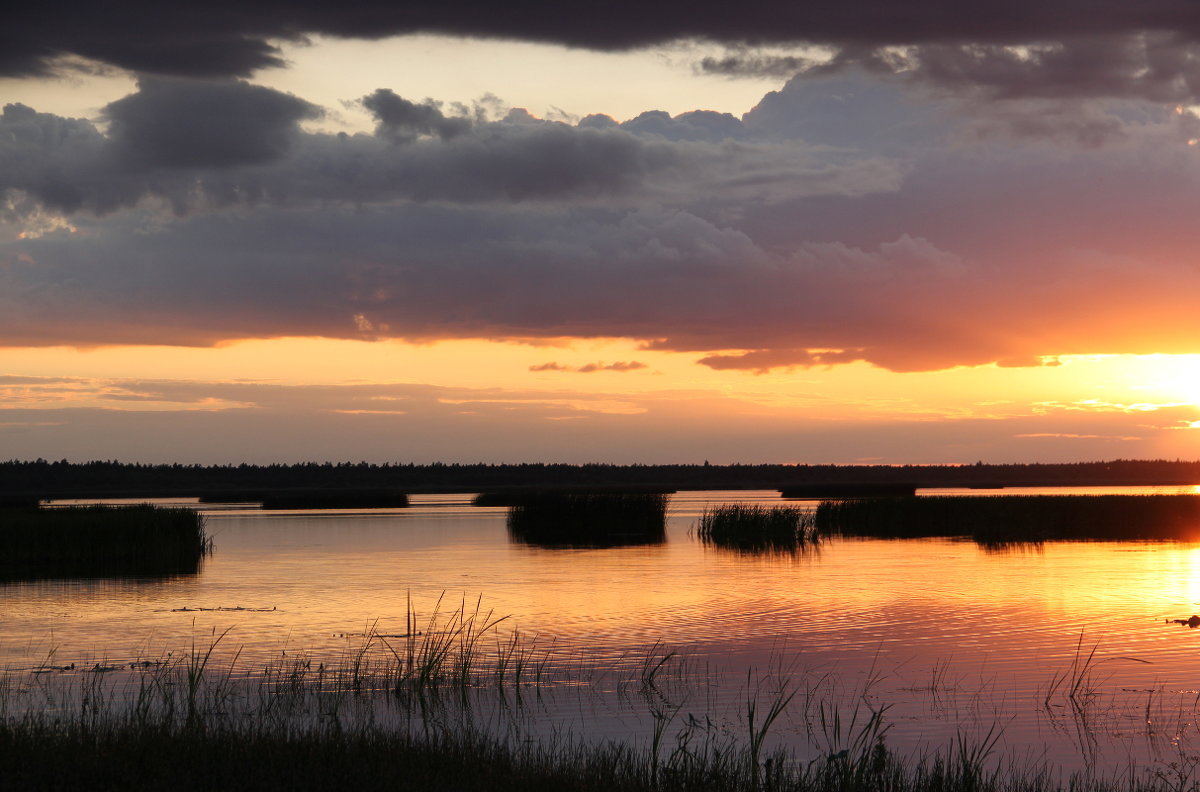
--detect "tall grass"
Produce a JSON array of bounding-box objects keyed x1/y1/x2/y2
[
  {"x1": 813, "y1": 495, "x2": 1200, "y2": 543},
  {"x1": 3, "y1": 643, "x2": 1194, "y2": 792},
  {"x1": 694, "y1": 504, "x2": 819, "y2": 553},
  {"x1": 0, "y1": 504, "x2": 211, "y2": 580},
  {"x1": 506, "y1": 492, "x2": 669, "y2": 548},
  {"x1": 7, "y1": 603, "x2": 1200, "y2": 791}
]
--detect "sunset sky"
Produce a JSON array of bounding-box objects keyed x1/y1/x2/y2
[{"x1": 4, "y1": 2, "x2": 1200, "y2": 464}]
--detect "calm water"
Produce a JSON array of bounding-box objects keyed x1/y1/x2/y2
[{"x1": 7, "y1": 486, "x2": 1200, "y2": 776}]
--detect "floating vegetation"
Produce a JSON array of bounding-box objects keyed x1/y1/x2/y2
[
  {"x1": 0, "y1": 505, "x2": 211, "y2": 581},
  {"x1": 505, "y1": 492, "x2": 669, "y2": 548},
  {"x1": 780, "y1": 482, "x2": 918, "y2": 498},
  {"x1": 813, "y1": 495, "x2": 1200, "y2": 543},
  {"x1": 695, "y1": 504, "x2": 819, "y2": 553}
]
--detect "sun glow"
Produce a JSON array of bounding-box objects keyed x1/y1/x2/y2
[{"x1": 1131, "y1": 354, "x2": 1200, "y2": 407}]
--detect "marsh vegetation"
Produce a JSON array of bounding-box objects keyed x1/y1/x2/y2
[
  {"x1": 505, "y1": 491, "x2": 669, "y2": 547},
  {"x1": 0, "y1": 504, "x2": 210, "y2": 580},
  {"x1": 3, "y1": 612, "x2": 1197, "y2": 792},
  {"x1": 694, "y1": 504, "x2": 819, "y2": 553},
  {"x1": 813, "y1": 495, "x2": 1200, "y2": 544}
]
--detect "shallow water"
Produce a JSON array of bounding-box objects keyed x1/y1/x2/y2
[{"x1": 8, "y1": 486, "x2": 1200, "y2": 776}]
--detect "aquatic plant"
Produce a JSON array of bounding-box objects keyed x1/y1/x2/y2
[
  {"x1": 505, "y1": 492, "x2": 669, "y2": 548},
  {"x1": 813, "y1": 494, "x2": 1200, "y2": 543},
  {"x1": 0, "y1": 504, "x2": 211, "y2": 580},
  {"x1": 694, "y1": 504, "x2": 818, "y2": 552}
]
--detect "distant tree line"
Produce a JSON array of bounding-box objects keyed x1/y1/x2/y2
[{"x1": 3, "y1": 458, "x2": 1200, "y2": 498}]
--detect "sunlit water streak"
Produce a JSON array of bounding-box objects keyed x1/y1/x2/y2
[{"x1": 8, "y1": 486, "x2": 1200, "y2": 776}]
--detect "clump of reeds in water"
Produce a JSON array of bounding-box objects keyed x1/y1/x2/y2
[
  {"x1": 0, "y1": 504, "x2": 211, "y2": 580},
  {"x1": 814, "y1": 495, "x2": 1200, "y2": 544},
  {"x1": 505, "y1": 492, "x2": 669, "y2": 547},
  {"x1": 695, "y1": 504, "x2": 819, "y2": 553}
]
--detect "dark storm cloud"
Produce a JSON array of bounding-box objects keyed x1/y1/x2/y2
[
  {"x1": 1, "y1": 79, "x2": 883, "y2": 218},
  {"x1": 704, "y1": 32, "x2": 1200, "y2": 104},
  {"x1": 361, "y1": 89, "x2": 471, "y2": 141},
  {"x1": 104, "y1": 77, "x2": 322, "y2": 169},
  {"x1": 7, "y1": 0, "x2": 1200, "y2": 84}
]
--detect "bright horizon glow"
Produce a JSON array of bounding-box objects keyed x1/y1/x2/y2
[{"x1": 2, "y1": 337, "x2": 1198, "y2": 464}]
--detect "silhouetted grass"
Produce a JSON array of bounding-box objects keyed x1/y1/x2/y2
[
  {"x1": 0, "y1": 655, "x2": 1186, "y2": 792},
  {"x1": 814, "y1": 495, "x2": 1200, "y2": 543},
  {"x1": 0, "y1": 493, "x2": 39, "y2": 509},
  {"x1": 695, "y1": 504, "x2": 819, "y2": 553},
  {"x1": 0, "y1": 504, "x2": 210, "y2": 580},
  {"x1": 506, "y1": 492, "x2": 669, "y2": 547},
  {"x1": 781, "y1": 482, "x2": 918, "y2": 498}
]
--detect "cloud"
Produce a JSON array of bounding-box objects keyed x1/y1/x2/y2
[
  {"x1": 1, "y1": 374, "x2": 1196, "y2": 464},
  {"x1": 104, "y1": 77, "x2": 322, "y2": 169},
  {"x1": 541, "y1": 361, "x2": 650, "y2": 373},
  {"x1": 6, "y1": 71, "x2": 1200, "y2": 373},
  {"x1": 361, "y1": 89, "x2": 471, "y2": 141},
  {"x1": 8, "y1": 1, "x2": 1200, "y2": 87},
  {"x1": 0, "y1": 79, "x2": 894, "y2": 220},
  {"x1": 698, "y1": 349, "x2": 865, "y2": 374}
]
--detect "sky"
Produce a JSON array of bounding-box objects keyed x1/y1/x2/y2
[{"x1": 4, "y1": 2, "x2": 1200, "y2": 465}]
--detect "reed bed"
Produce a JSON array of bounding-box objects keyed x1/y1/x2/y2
[
  {"x1": 3, "y1": 633, "x2": 1194, "y2": 792},
  {"x1": 694, "y1": 504, "x2": 819, "y2": 553},
  {"x1": 813, "y1": 495, "x2": 1200, "y2": 543},
  {"x1": 506, "y1": 492, "x2": 669, "y2": 548},
  {"x1": 0, "y1": 504, "x2": 211, "y2": 580}
]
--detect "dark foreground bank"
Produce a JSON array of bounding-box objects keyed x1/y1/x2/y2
[{"x1": 0, "y1": 718, "x2": 1185, "y2": 792}]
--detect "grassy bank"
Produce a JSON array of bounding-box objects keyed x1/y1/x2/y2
[
  {"x1": 695, "y1": 504, "x2": 818, "y2": 553},
  {"x1": 813, "y1": 495, "x2": 1200, "y2": 543},
  {"x1": 0, "y1": 504, "x2": 210, "y2": 580},
  {"x1": 506, "y1": 492, "x2": 669, "y2": 547},
  {"x1": 0, "y1": 719, "x2": 1052, "y2": 792}
]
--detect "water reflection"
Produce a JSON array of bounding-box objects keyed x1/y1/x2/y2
[
  {"x1": 507, "y1": 528, "x2": 666, "y2": 549},
  {"x1": 8, "y1": 489, "x2": 1200, "y2": 776},
  {"x1": 0, "y1": 561, "x2": 205, "y2": 584}
]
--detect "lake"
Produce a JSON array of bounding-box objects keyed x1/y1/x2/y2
[{"x1": 6, "y1": 486, "x2": 1200, "y2": 780}]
